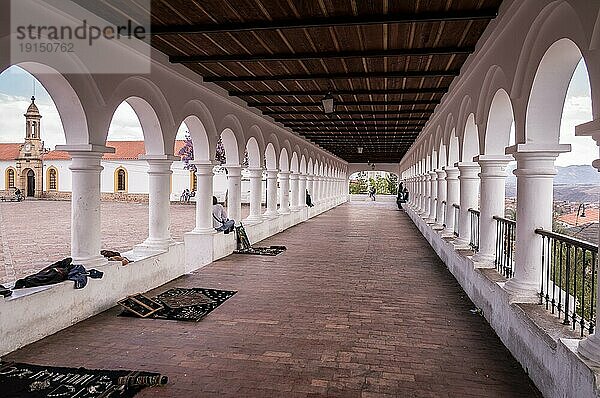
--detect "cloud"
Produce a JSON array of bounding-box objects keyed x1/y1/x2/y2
[
  {"x1": 0, "y1": 93, "x2": 65, "y2": 149},
  {"x1": 557, "y1": 95, "x2": 595, "y2": 167}
]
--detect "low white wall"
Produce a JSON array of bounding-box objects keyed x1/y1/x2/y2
[
  {"x1": 0, "y1": 243, "x2": 185, "y2": 356},
  {"x1": 1, "y1": 196, "x2": 348, "y2": 356},
  {"x1": 405, "y1": 206, "x2": 600, "y2": 398},
  {"x1": 349, "y1": 193, "x2": 396, "y2": 202}
]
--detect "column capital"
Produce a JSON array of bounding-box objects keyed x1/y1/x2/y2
[
  {"x1": 456, "y1": 162, "x2": 481, "y2": 180},
  {"x1": 139, "y1": 154, "x2": 179, "y2": 162},
  {"x1": 299, "y1": 174, "x2": 307, "y2": 181},
  {"x1": 475, "y1": 154, "x2": 513, "y2": 178},
  {"x1": 247, "y1": 167, "x2": 264, "y2": 178},
  {"x1": 428, "y1": 171, "x2": 437, "y2": 179},
  {"x1": 142, "y1": 156, "x2": 176, "y2": 175},
  {"x1": 56, "y1": 144, "x2": 115, "y2": 155},
  {"x1": 225, "y1": 164, "x2": 242, "y2": 176},
  {"x1": 507, "y1": 144, "x2": 571, "y2": 178},
  {"x1": 266, "y1": 169, "x2": 279, "y2": 178},
  {"x1": 290, "y1": 172, "x2": 299, "y2": 180},
  {"x1": 279, "y1": 170, "x2": 291, "y2": 178},
  {"x1": 192, "y1": 162, "x2": 215, "y2": 176},
  {"x1": 443, "y1": 167, "x2": 459, "y2": 180},
  {"x1": 435, "y1": 169, "x2": 446, "y2": 179}
]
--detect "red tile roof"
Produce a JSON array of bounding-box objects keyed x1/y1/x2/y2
[
  {"x1": 42, "y1": 140, "x2": 186, "y2": 161},
  {"x1": 557, "y1": 208, "x2": 600, "y2": 226},
  {"x1": 0, "y1": 143, "x2": 21, "y2": 160}
]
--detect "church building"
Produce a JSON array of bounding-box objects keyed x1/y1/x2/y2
[{"x1": 0, "y1": 97, "x2": 249, "y2": 201}]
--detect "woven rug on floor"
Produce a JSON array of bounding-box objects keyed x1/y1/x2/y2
[
  {"x1": 120, "y1": 288, "x2": 236, "y2": 322},
  {"x1": 234, "y1": 246, "x2": 287, "y2": 256},
  {"x1": 0, "y1": 362, "x2": 164, "y2": 398}
]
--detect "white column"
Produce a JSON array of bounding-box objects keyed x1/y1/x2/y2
[
  {"x1": 421, "y1": 174, "x2": 429, "y2": 214},
  {"x1": 278, "y1": 171, "x2": 291, "y2": 214},
  {"x1": 455, "y1": 162, "x2": 480, "y2": 247},
  {"x1": 298, "y1": 173, "x2": 307, "y2": 207},
  {"x1": 443, "y1": 167, "x2": 460, "y2": 235},
  {"x1": 245, "y1": 167, "x2": 263, "y2": 224},
  {"x1": 426, "y1": 171, "x2": 437, "y2": 222},
  {"x1": 264, "y1": 169, "x2": 279, "y2": 218},
  {"x1": 193, "y1": 162, "x2": 215, "y2": 234},
  {"x1": 137, "y1": 156, "x2": 176, "y2": 251},
  {"x1": 226, "y1": 165, "x2": 242, "y2": 224},
  {"x1": 434, "y1": 169, "x2": 447, "y2": 228},
  {"x1": 307, "y1": 174, "x2": 314, "y2": 198},
  {"x1": 576, "y1": 119, "x2": 600, "y2": 363},
  {"x1": 314, "y1": 176, "x2": 321, "y2": 203},
  {"x1": 503, "y1": 144, "x2": 569, "y2": 300},
  {"x1": 472, "y1": 155, "x2": 513, "y2": 263},
  {"x1": 68, "y1": 151, "x2": 107, "y2": 267},
  {"x1": 290, "y1": 172, "x2": 300, "y2": 210}
]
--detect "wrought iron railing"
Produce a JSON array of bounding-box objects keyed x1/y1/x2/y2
[
  {"x1": 453, "y1": 204, "x2": 460, "y2": 237},
  {"x1": 468, "y1": 208, "x2": 480, "y2": 252},
  {"x1": 440, "y1": 200, "x2": 447, "y2": 227},
  {"x1": 536, "y1": 228, "x2": 597, "y2": 337},
  {"x1": 493, "y1": 216, "x2": 516, "y2": 278}
]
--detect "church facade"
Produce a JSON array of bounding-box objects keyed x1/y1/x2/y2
[{"x1": 0, "y1": 97, "x2": 260, "y2": 202}]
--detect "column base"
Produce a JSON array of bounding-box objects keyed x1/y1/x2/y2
[
  {"x1": 442, "y1": 227, "x2": 455, "y2": 237},
  {"x1": 278, "y1": 209, "x2": 291, "y2": 215},
  {"x1": 243, "y1": 216, "x2": 263, "y2": 226},
  {"x1": 263, "y1": 210, "x2": 279, "y2": 219},
  {"x1": 425, "y1": 217, "x2": 436, "y2": 224},
  {"x1": 432, "y1": 223, "x2": 444, "y2": 230},
  {"x1": 471, "y1": 252, "x2": 495, "y2": 268},
  {"x1": 134, "y1": 237, "x2": 175, "y2": 253},
  {"x1": 503, "y1": 278, "x2": 540, "y2": 303},
  {"x1": 578, "y1": 334, "x2": 600, "y2": 365},
  {"x1": 73, "y1": 254, "x2": 108, "y2": 268},
  {"x1": 191, "y1": 227, "x2": 217, "y2": 235},
  {"x1": 452, "y1": 238, "x2": 471, "y2": 250}
]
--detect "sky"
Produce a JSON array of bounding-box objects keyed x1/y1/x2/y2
[{"x1": 0, "y1": 61, "x2": 595, "y2": 166}]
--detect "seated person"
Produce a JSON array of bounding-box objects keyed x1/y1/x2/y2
[
  {"x1": 213, "y1": 196, "x2": 235, "y2": 233},
  {"x1": 180, "y1": 188, "x2": 190, "y2": 202},
  {"x1": 306, "y1": 189, "x2": 314, "y2": 207}
]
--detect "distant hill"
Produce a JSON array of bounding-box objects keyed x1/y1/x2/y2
[{"x1": 505, "y1": 164, "x2": 600, "y2": 201}]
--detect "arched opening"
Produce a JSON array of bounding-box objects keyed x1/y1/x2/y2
[
  {"x1": 25, "y1": 169, "x2": 35, "y2": 197},
  {"x1": 349, "y1": 170, "x2": 399, "y2": 197},
  {"x1": 46, "y1": 167, "x2": 58, "y2": 191},
  {"x1": 5, "y1": 168, "x2": 16, "y2": 189},
  {"x1": 462, "y1": 114, "x2": 480, "y2": 162},
  {"x1": 114, "y1": 167, "x2": 128, "y2": 193}
]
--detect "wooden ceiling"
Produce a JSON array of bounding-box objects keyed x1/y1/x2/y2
[{"x1": 96, "y1": 0, "x2": 503, "y2": 163}]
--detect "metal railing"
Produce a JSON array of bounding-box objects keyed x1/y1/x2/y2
[
  {"x1": 493, "y1": 216, "x2": 516, "y2": 278},
  {"x1": 536, "y1": 228, "x2": 597, "y2": 337},
  {"x1": 453, "y1": 204, "x2": 460, "y2": 237},
  {"x1": 468, "y1": 208, "x2": 480, "y2": 252},
  {"x1": 440, "y1": 200, "x2": 447, "y2": 227}
]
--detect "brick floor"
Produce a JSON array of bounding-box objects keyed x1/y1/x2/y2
[
  {"x1": 0, "y1": 200, "x2": 256, "y2": 284},
  {"x1": 3, "y1": 201, "x2": 541, "y2": 397}
]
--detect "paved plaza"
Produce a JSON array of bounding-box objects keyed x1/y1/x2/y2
[
  {"x1": 4, "y1": 202, "x2": 540, "y2": 397},
  {"x1": 0, "y1": 200, "x2": 255, "y2": 284}
]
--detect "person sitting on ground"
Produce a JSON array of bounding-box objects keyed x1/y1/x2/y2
[
  {"x1": 306, "y1": 189, "x2": 314, "y2": 207},
  {"x1": 213, "y1": 196, "x2": 235, "y2": 233},
  {"x1": 180, "y1": 188, "x2": 190, "y2": 203}
]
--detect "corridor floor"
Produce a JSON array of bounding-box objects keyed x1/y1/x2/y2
[{"x1": 3, "y1": 202, "x2": 541, "y2": 397}]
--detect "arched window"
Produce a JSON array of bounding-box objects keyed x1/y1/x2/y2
[
  {"x1": 114, "y1": 167, "x2": 128, "y2": 192},
  {"x1": 46, "y1": 167, "x2": 58, "y2": 190},
  {"x1": 5, "y1": 168, "x2": 15, "y2": 189},
  {"x1": 190, "y1": 171, "x2": 197, "y2": 192}
]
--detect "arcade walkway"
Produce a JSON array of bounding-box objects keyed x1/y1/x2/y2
[{"x1": 4, "y1": 202, "x2": 540, "y2": 397}]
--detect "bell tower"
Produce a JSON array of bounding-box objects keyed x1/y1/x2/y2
[{"x1": 16, "y1": 96, "x2": 45, "y2": 198}]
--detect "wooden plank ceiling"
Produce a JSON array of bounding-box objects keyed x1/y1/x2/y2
[{"x1": 104, "y1": 0, "x2": 503, "y2": 163}]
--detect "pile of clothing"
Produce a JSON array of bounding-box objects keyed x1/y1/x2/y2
[
  {"x1": 101, "y1": 250, "x2": 131, "y2": 265},
  {"x1": 10, "y1": 257, "x2": 103, "y2": 291}
]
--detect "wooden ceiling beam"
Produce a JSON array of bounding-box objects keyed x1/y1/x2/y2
[
  {"x1": 231, "y1": 87, "x2": 447, "y2": 96},
  {"x1": 171, "y1": 46, "x2": 474, "y2": 63},
  {"x1": 264, "y1": 110, "x2": 434, "y2": 115},
  {"x1": 204, "y1": 70, "x2": 458, "y2": 82},
  {"x1": 151, "y1": 9, "x2": 498, "y2": 35},
  {"x1": 250, "y1": 100, "x2": 439, "y2": 107},
  {"x1": 280, "y1": 117, "x2": 429, "y2": 123}
]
